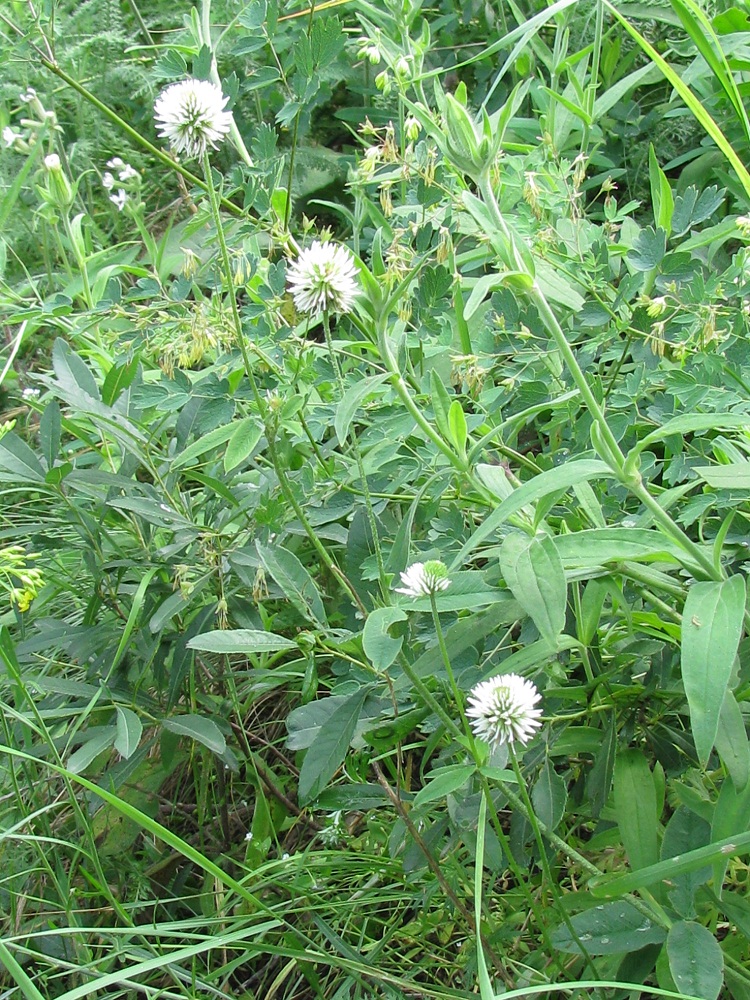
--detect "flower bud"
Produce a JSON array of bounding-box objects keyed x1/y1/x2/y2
[
  {"x1": 404, "y1": 115, "x2": 420, "y2": 142},
  {"x1": 394, "y1": 57, "x2": 410, "y2": 80},
  {"x1": 44, "y1": 153, "x2": 74, "y2": 209},
  {"x1": 375, "y1": 71, "x2": 391, "y2": 96}
]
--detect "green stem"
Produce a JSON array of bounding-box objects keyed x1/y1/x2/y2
[
  {"x1": 475, "y1": 173, "x2": 721, "y2": 582},
  {"x1": 498, "y1": 776, "x2": 671, "y2": 932},
  {"x1": 323, "y1": 314, "x2": 389, "y2": 599},
  {"x1": 61, "y1": 212, "x2": 96, "y2": 319},
  {"x1": 396, "y1": 651, "x2": 463, "y2": 738},
  {"x1": 509, "y1": 748, "x2": 600, "y2": 980},
  {"x1": 429, "y1": 591, "x2": 473, "y2": 741},
  {"x1": 201, "y1": 153, "x2": 363, "y2": 611},
  {"x1": 200, "y1": 0, "x2": 254, "y2": 169}
]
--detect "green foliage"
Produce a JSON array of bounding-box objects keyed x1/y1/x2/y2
[{"x1": 2, "y1": 0, "x2": 750, "y2": 997}]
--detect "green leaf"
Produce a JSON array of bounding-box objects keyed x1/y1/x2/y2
[
  {"x1": 430, "y1": 369, "x2": 453, "y2": 442},
  {"x1": 587, "y1": 714, "x2": 617, "y2": 817},
  {"x1": 334, "y1": 373, "x2": 390, "y2": 447},
  {"x1": 52, "y1": 338, "x2": 100, "y2": 400},
  {"x1": 715, "y1": 689, "x2": 750, "y2": 791},
  {"x1": 114, "y1": 707, "x2": 142, "y2": 760},
  {"x1": 171, "y1": 421, "x2": 238, "y2": 470},
  {"x1": 447, "y1": 399, "x2": 467, "y2": 457},
  {"x1": 413, "y1": 764, "x2": 476, "y2": 808},
  {"x1": 661, "y1": 807, "x2": 711, "y2": 918},
  {"x1": 553, "y1": 528, "x2": 684, "y2": 567},
  {"x1": 187, "y1": 629, "x2": 298, "y2": 654},
  {"x1": 694, "y1": 463, "x2": 750, "y2": 491},
  {"x1": 531, "y1": 759, "x2": 567, "y2": 831},
  {"x1": 0, "y1": 433, "x2": 46, "y2": 482},
  {"x1": 589, "y1": 828, "x2": 750, "y2": 898},
  {"x1": 452, "y1": 460, "x2": 613, "y2": 568},
  {"x1": 162, "y1": 715, "x2": 226, "y2": 755},
  {"x1": 681, "y1": 575, "x2": 745, "y2": 766},
  {"x1": 550, "y1": 900, "x2": 666, "y2": 954},
  {"x1": 256, "y1": 541, "x2": 328, "y2": 626},
  {"x1": 67, "y1": 729, "x2": 117, "y2": 774},
  {"x1": 648, "y1": 144, "x2": 674, "y2": 235},
  {"x1": 614, "y1": 749, "x2": 659, "y2": 872},
  {"x1": 363, "y1": 607, "x2": 407, "y2": 672},
  {"x1": 666, "y1": 921, "x2": 723, "y2": 1000},
  {"x1": 500, "y1": 533, "x2": 567, "y2": 647},
  {"x1": 297, "y1": 688, "x2": 368, "y2": 804},
  {"x1": 39, "y1": 400, "x2": 61, "y2": 470},
  {"x1": 223, "y1": 417, "x2": 263, "y2": 472},
  {"x1": 628, "y1": 225, "x2": 667, "y2": 270},
  {"x1": 102, "y1": 357, "x2": 139, "y2": 406}
]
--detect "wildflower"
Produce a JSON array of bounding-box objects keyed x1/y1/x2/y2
[
  {"x1": 109, "y1": 189, "x2": 128, "y2": 211},
  {"x1": 3, "y1": 127, "x2": 21, "y2": 148},
  {"x1": 466, "y1": 673, "x2": 543, "y2": 749},
  {"x1": 19, "y1": 88, "x2": 37, "y2": 103},
  {"x1": 154, "y1": 78, "x2": 233, "y2": 159},
  {"x1": 118, "y1": 163, "x2": 138, "y2": 181},
  {"x1": 107, "y1": 157, "x2": 124, "y2": 168},
  {"x1": 394, "y1": 560, "x2": 451, "y2": 598},
  {"x1": 404, "y1": 115, "x2": 421, "y2": 142},
  {"x1": 44, "y1": 153, "x2": 60, "y2": 170},
  {"x1": 286, "y1": 240, "x2": 359, "y2": 315},
  {"x1": 102, "y1": 171, "x2": 115, "y2": 190},
  {"x1": 647, "y1": 296, "x2": 668, "y2": 318}
]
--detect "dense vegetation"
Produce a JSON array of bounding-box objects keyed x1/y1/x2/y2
[{"x1": 2, "y1": 0, "x2": 750, "y2": 997}]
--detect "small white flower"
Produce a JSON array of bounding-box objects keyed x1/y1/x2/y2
[
  {"x1": 109, "y1": 188, "x2": 128, "y2": 211},
  {"x1": 22, "y1": 387, "x2": 40, "y2": 400},
  {"x1": 44, "y1": 153, "x2": 61, "y2": 170},
  {"x1": 287, "y1": 240, "x2": 359, "y2": 315},
  {"x1": 3, "y1": 127, "x2": 21, "y2": 148},
  {"x1": 154, "y1": 78, "x2": 233, "y2": 159},
  {"x1": 244, "y1": 831, "x2": 254, "y2": 842},
  {"x1": 466, "y1": 673, "x2": 543, "y2": 749},
  {"x1": 19, "y1": 88, "x2": 36, "y2": 103},
  {"x1": 102, "y1": 171, "x2": 115, "y2": 190},
  {"x1": 394, "y1": 560, "x2": 451, "y2": 598},
  {"x1": 107, "y1": 157, "x2": 124, "y2": 168},
  {"x1": 118, "y1": 164, "x2": 138, "y2": 181}
]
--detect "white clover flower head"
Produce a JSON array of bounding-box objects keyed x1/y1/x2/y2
[
  {"x1": 394, "y1": 560, "x2": 451, "y2": 599},
  {"x1": 154, "y1": 78, "x2": 233, "y2": 159},
  {"x1": 466, "y1": 673, "x2": 543, "y2": 749},
  {"x1": 109, "y1": 189, "x2": 128, "y2": 211},
  {"x1": 287, "y1": 240, "x2": 359, "y2": 315},
  {"x1": 44, "y1": 153, "x2": 61, "y2": 170},
  {"x1": 102, "y1": 171, "x2": 115, "y2": 190}
]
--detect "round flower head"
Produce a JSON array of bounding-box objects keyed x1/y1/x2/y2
[
  {"x1": 287, "y1": 241, "x2": 359, "y2": 315},
  {"x1": 394, "y1": 560, "x2": 451, "y2": 599},
  {"x1": 466, "y1": 673, "x2": 543, "y2": 749},
  {"x1": 154, "y1": 79, "x2": 233, "y2": 159}
]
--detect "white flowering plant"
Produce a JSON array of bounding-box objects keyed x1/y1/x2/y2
[{"x1": 2, "y1": 0, "x2": 750, "y2": 997}]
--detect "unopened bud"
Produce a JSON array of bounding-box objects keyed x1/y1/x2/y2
[
  {"x1": 44, "y1": 153, "x2": 74, "y2": 209},
  {"x1": 404, "y1": 115, "x2": 420, "y2": 142}
]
